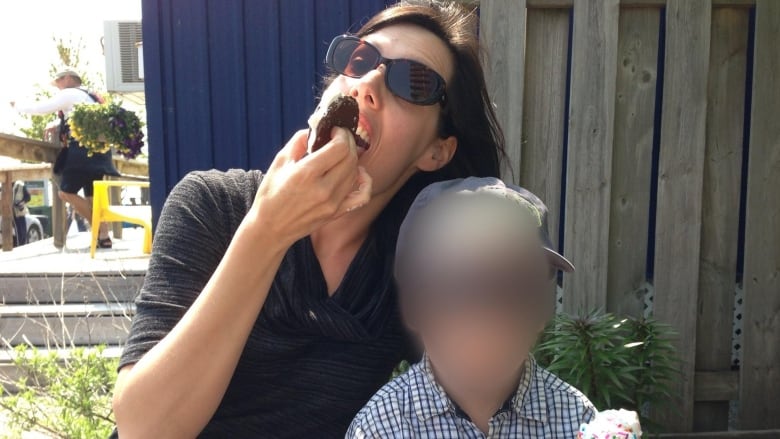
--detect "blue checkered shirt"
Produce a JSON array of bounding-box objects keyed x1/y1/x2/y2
[{"x1": 346, "y1": 356, "x2": 596, "y2": 438}]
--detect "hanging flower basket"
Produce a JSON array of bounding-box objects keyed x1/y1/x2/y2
[{"x1": 68, "y1": 102, "x2": 145, "y2": 159}]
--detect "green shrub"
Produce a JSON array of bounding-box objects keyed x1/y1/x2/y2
[
  {"x1": 534, "y1": 310, "x2": 679, "y2": 431},
  {"x1": 0, "y1": 344, "x2": 117, "y2": 439}
]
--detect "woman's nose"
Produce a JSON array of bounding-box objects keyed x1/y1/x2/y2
[{"x1": 349, "y1": 65, "x2": 386, "y2": 111}]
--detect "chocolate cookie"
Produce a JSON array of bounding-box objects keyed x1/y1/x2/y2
[{"x1": 307, "y1": 94, "x2": 359, "y2": 153}]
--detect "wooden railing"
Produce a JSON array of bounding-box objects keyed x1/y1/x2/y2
[{"x1": 0, "y1": 133, "x2": 149, "y2": 249}]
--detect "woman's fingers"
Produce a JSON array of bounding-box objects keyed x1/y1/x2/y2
[
  {"x1": 337, "y1": 166, "x2": 372, "y2": 215},
  {"x1": 300, "y1": 127, "x2": 355, "y2": 172},
  {"x1": 287, "y1": 129, "x2": 310, "y2": 163},
  {"x1": 249, "y1": 127, "x2": 367, "y2": 243},
  {"x1": 299, "y1": 128, "x2": 369, "y2": 218}
]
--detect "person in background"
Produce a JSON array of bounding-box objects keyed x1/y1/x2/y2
[
  {"x1": 11, "y1": 70, "x2": 119, "y2": 248},
  {"x1": 348, "y1": 177, "x2": 596, "y2": 438},
  {"x1": 12, "y1": 180, "x2": 31, "y2": 246}
]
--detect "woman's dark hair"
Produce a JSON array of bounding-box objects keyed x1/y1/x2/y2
[{"x1": 352, "y1": 0, "x2": 508, "y2": 231}]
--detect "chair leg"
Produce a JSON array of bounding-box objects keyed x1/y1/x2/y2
[
  {"x1": 90, "y1": 212, "x2": 100, "y2": 258},
  {"x1": 143, "y1": 225, "x2": 152, "y2": 254},
  {"x1": 90, "y1": 187, "x2": 102, "y2": 258}
]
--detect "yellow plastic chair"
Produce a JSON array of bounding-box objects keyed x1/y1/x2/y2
[{"x1": 90, "y1": 180, "x2": 152, "y2": 258}]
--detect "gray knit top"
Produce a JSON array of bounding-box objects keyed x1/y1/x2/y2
[{"x1": 116, "y1": 169, "x2": 412, "y2": 438}]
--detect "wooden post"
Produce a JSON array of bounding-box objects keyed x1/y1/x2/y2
[
  {"x1": 479, "y1": 0, "x2": 526, "y2": 184},
  {"x1": 52, "y1": 183, "x2": 66, "y2": 249},
  {"x1": 738, "y1": 0, "x2": 780, "y2": 428},
  {"x1": 694, "y1": 7, "x2": 749, "y2": 432},
  {"x1": 652, "y1": 0, "x2": 711, "y2": 432},
  {"x1": 1, "y1": 173, "x2": 13, "y2": 251},
  {"x1": 562, "y1": 0, "x2": 620, "y2": 314},
  {"x1": 520, "y1": 7, "x2": 570, "y2": 299}
]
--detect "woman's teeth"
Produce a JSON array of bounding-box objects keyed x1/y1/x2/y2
[{"x1": 354, "y1": 125, "x2": 370, "y2": 149}]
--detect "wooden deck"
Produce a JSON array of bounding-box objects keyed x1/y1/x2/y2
[
  {"x1": 0, "y1": 228, "x2": 145, "y2": 391},
  {"x1": 0, "y1": 227, "x2": 149, "y2": 276}
]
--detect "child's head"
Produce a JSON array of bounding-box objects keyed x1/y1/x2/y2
[{"x1": 395, "y1": 177, "x2": 573, "y2": 389}]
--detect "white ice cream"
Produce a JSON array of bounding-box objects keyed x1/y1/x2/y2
[
  {"x1": 307, "y1": 88, "x2": 344, "y2": 153},
  {"x1": 577, "y1": 409, "x2": 642, "y2": 439}
]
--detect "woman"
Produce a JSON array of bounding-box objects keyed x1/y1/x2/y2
[{"x1": 112, "y1": 1, "x2": 506, "y2": 437}]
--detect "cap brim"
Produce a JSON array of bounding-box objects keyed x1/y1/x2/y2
[{"x1": 544, "y1": 247, "x2": 575, "y2": 273}]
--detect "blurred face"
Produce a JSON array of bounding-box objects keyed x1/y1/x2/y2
[
  {"x1": 322, "y1": 24, "x2": 457, "y2": 198},
  {"x1": 54, "y1": 77, "x2": 67, "y2": 90},
  {"x1": 400, "y1": 195, "x2": 554, "y2": 389},
  {"x1": 54, "y1": 75, "x2": 78, "y2": 90}
]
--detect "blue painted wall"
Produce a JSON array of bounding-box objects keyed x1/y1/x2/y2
[{"x1": 141, "y1": 0, "x2": 389, "y2": 223}]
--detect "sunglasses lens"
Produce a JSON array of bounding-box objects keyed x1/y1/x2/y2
[
  {"x1": 333, "y1": 39, "x2": 380, "y2": 77},
  {"x1": 328, "y1": 36, "x2": 445, "y2": 105},
  {"x1": 386, "y1": 60, "x2": 442, "y2": 104}
]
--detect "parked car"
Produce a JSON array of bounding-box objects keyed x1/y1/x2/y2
[{"x1": 0, "y1": 214, "x2": 44, "y2": 246}]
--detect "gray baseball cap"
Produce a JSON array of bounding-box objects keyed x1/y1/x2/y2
[
  {"x1": 395, "y1": 177, "x2": 574, "y2": 277},
  {"x1": 51, "y1": 70, "x2": 81, "y2": 85}
]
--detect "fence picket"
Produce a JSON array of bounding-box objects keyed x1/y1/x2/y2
[
  {"x1": 652, "y1": 0, "x2": 712, "y2": 431},
  {"x1": 562, "y1": 0, "x2": 620, "y2": 313},
  {"x1": 480, "y1": 0, "x2": 527, "y2": 184},
  {"x1": 694, "y1": 6, "x2": 750, "y2": 431},
  {"x1": 607, "y1": 7, "x2": 661, "y2": 317},
  {"x1": 520, "y1": 8, "x2": 570, "y2": 258},
  {"x1": 737, "y1": 0, "x2": 780, "y2": 429}
]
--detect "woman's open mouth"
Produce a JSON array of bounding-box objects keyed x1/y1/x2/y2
[{"x1": 353, "y1": 117, "x2": 371, "y2": 154}]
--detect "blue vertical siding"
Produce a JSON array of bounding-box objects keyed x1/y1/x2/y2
[
  {"x1": 141, "y1": 0, "x2": 389, "y2": 224},
  {"x1": 207, "y1": 0, "x2": 250, "y2": 170},
  {"x1": 279, "y1": 0, "x2": 317, "y2": 138},
  {"x1": 244, "y1": 1, "x2": 282, "y2": 170}
]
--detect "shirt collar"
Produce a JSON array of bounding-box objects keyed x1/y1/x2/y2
[
  {"x1": 514, "y1": 355, "x2": 548, "y2": 423},
  {"x1": 413, "y1": 355, "x2": 548, "y2": 424},
  {"x1": 412, "y1": 355, "x2": 451, "y2": 421}
]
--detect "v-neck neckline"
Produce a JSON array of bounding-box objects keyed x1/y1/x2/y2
[{"x1": 303, "y1": 232, "x2": 375, "y2": 303}]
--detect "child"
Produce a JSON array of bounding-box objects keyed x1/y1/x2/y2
[{"x1": 347, "y1": 177, "x2": 596, "y2": 438}]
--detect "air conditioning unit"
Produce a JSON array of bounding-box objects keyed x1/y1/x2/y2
[{"x1": 104, "y1": 21, "x2": 144, "y2": 93}]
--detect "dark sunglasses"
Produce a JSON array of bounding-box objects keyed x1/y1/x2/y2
[{"x1": 326, "y1": 34, "x2": 447, "y2": 106}]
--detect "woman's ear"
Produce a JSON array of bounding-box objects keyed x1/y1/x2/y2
[{"x1": 416, "y1": 135, "x2": 457, "y2": 172}]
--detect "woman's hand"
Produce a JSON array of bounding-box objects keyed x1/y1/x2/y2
[{"x1": 244, "y1": 127, "x2": 372, "y2": 247}]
